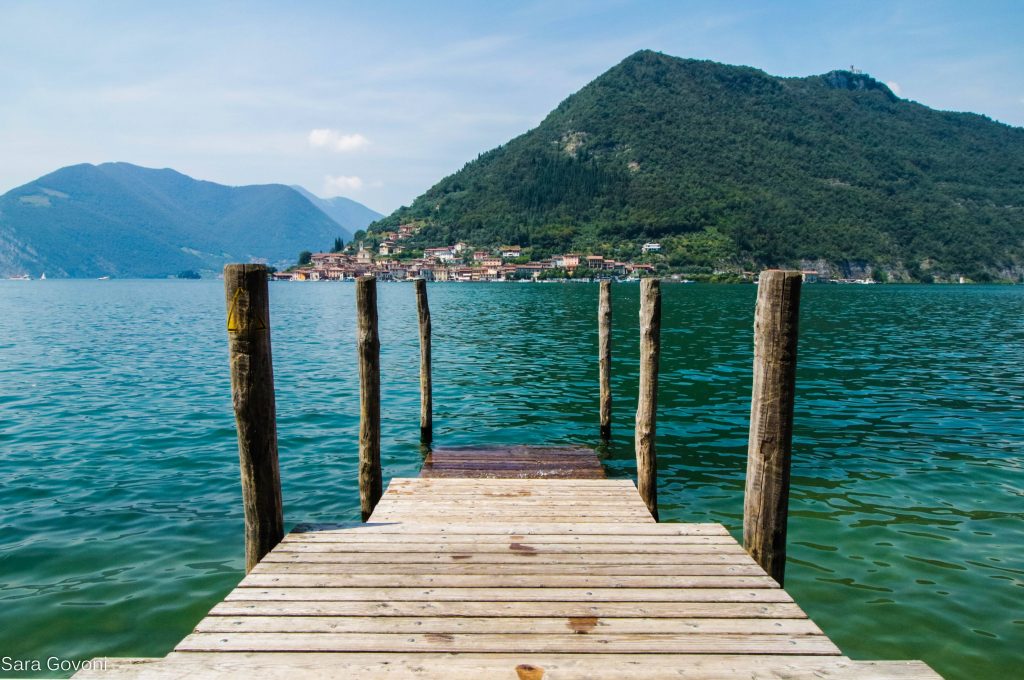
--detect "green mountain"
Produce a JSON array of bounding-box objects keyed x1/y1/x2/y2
[
  {"x1": 0, "y1": 163, "x2": 358, "y2": 278},
  {"x1": 374, "y1": 50, "x2": 1024, "y2": 281},
  {"x1": 291, "y1": 186, "x2": 382, "y2": 238}
]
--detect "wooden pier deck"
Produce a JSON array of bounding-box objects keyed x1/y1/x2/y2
[
  {"x1": 73, "y1": 270, "x2": 942, "y2": 678},
  {"x1": 77, "y1": 447, "x2": 940, "y2": 679}
]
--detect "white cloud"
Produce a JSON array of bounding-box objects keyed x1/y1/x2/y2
[
  {"x1": 308, "y1": 129, "x2": 369, "y2": 152},
  {"x1": 323, "y1": 174, "x2": 364, "y2": 196},
  {"x1": 886, "y1": 81, "x2": 903, "y2": 96}
]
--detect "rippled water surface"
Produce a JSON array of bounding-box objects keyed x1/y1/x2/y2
[{"x1": 1, "y1": 280, "x2": 1021, "y2": 678}]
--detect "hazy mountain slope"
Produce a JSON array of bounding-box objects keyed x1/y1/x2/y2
[
  {"x1": 291, "y1": 186, "x2": 381, "y2": 237},
  {"x1": 0, "y1": 163, "x2": 346, "y2": 277},
  {"x1": 374, "y1": 50, "x2": 1024, "y2": 280}
]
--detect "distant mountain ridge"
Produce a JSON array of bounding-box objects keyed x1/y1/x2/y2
[
  {"x1": 373, "y1": 50, "x2": 1024, "y2": 281},
  {"x1": 291, "y1": 186, "x2": 382, "y2": 238},
  {"x1": 0, "y1": 163, "x2": 377, "y2": 278}
]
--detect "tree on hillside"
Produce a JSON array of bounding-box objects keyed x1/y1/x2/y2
[{"x1": 298, "y1": 250, "x2": 312, "y2": 265}]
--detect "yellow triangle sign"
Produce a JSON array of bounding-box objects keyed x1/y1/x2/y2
[{"x1": 227, "y1": 289, "x2": 267, "y2": 332}]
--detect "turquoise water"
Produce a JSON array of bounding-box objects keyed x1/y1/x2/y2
[{"x1": 0, "y1": 280, "x2": 1021, "y2": 678}]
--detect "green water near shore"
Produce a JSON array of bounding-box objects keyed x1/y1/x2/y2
[{"x1": 1, "y1": 280, "x2": 1021, "y2": 678}]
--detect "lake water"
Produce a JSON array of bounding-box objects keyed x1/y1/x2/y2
[{"x1": 0, "y1": 280, "x2": 1021, "y2": 678}]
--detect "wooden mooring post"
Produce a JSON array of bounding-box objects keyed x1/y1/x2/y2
[
  {"x1": 415, "y1": 278, "x2": 432, "y2": 444},
  {"x1": 598, "y1": 279, "x2": 612, "y2": 439},
  {"x1": 223, "y1": 264, "x2": 284, "y2": 573},
  {"x1": 356, "y1": 275, "x2": 382, "y2": 521},
  {"x1": 635, "y1": 278, "x2": 661, "y2": 521},
  {"x1": 743, "y1": 269, "x2": 802, "y2": 586}
]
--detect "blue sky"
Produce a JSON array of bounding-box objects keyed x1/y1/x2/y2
[{"x1": 2, "y1": 0, "x2": 1021, "y2": 213}]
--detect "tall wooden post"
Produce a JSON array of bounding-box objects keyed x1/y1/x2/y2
[
  {"x1": 356, "y1": 275, "x2": 382, "y2": 521},
  {"x1": 599, "y1": 280, "x2": 612, "y2": 439},
  {"x1": 635, "y1": 278, "x2": 661, "y2": 521},
  {"x1": 415, "y1": 279, "x2": 432, "y2": 444},
  {"x1": 743, "y1": 270, "x2": 802, "y2": 586},
  {"x1": 224, "y1": 264, "x2": 284, "y2": 573}
]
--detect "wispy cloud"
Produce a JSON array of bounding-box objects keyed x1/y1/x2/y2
[
  {"x1": 887, "y1": 81, "x2": 902, "y2": 96},
  {"x1": 308, "y1": 129, "x2": 370, "y2": 152},
  {"x1": 323, "y1": 174, "x2": 364, "y2": 196}
]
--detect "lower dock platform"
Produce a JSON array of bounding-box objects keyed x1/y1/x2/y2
[{"x1": 75, "y1": 449, "x2": 940, "y2": 678}]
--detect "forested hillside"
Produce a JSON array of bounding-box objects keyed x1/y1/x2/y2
[{"x1": 373, "y1": 50, "x2": 1024, "y2": 281}]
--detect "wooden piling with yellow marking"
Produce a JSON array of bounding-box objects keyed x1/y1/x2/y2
[{"x1": 223, "y1": 263, "x2": 283, "y2": 573}]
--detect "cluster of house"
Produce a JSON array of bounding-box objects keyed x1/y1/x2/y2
[{"x1": 275, "y1": 237, "x2": 657, "y2": 282}]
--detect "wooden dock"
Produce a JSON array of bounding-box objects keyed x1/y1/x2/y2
[
  {"x1": 75, "y1": 270, "x2": 941, "y2": 678},
  {"x1": 77, "y1": 448, "x2": 939, "y2": 679}
]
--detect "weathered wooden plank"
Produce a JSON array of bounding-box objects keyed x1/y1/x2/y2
[
  {"x1": 290, "y1": 521, "x2": 729, "y2": 535},
  {"x1": 225, "y1": 587, "x2": 791, "y2": 602},
  {"x1": 384, "y1": 482, "x2": 628, "y2": 493},
  {"x1": 365, "y1": 512, "x2": 656, "y2": 523},
  {"x1": 423, "y1": 447, "x2": 600, "y2": 457},
  {"x1": 75, "y1": 653, "x2": 942, "y2": 679},
  {"x1": 420, "y1": 461, "x2": 605, "y2": 470},
  {"x1": 367, "y1": 506, "x2": 653, "y2": 517},
  {"x1": 238, "y1": 573, "x2": 779, "y2": 589},
  {"x1": 274, "y1": 540, "x2": 738, "y2": 554},
  {"x1": 371, "y1": 500, "x2": 646, "y2": 510},
  {"x1": 176, "y1": 631, "x2": 840, "y2": 654},
  {"x1": 251, "y1": 562, "x2": 766, "y2": 576},
  {"x1": 283, "y1": 530, "x2": 732, "y2": 543},
  {"x1": 846, "y1": 661, "x2": 944, "y2": 678},
  {"x1": 420, "y1": 472, "x2": 609, "y2": 480},
  {"x1": 365, "y1": 511, "x2": 653, "y2": 522},
  {"x1": 383, "y1": 484, "x2": 634, "y2": 492},
  {"x1": 420, "y1": 455, "x2": 603, "y2": 463},
  {"x1": 194, "y1": 616, "x2": 824, "y2": 635},
  {"x1": 209, "y1": 600, "x2": 810, "y2": 619},
  {"x1": 420, "y1": 446, "x2": 608, "y2": 480},
  {"x1": 365, "y1": 513, "x2": 652, "y2": 522},
  {"x1": 370, "y1": 497, "x2": 649, "y2": 507},
  {"x1": 388, "y1": 477, "x2": 624, "y2": 483},
  {"x1": 368, "y1": 511, "x2": 641, "y2": 520},
  {"x1": 379, "y1": 494, "x2": 646, "y2": 503},
  {"x1": 273, "y1": 545, "x2": 736, "y2": 556},
  {"x1": 261, "y1": 552, "x2": 753, "y2": 566},
  {"x1": 417, "y1": 466, "x2": 607, "y2": 475},
  {"x1": 368, "y1": 512, "x2": 656, "y2": 522},
  {"x1": 388, "y1": 477, "x2": 630, "y2": 485},
  {"x1": 425, "y1": 452, "x2": 602, "y2": 461},
  {"x1": 420, "y1": 469, "x2": 608, "y2": 479},
  {"x1": 382, "y1": 482, "x2": 640, "y2": 490}
]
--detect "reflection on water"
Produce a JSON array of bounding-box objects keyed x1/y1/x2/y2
[{"x1": 0, "y1": 280, "x2": 1022, "y2": 679}]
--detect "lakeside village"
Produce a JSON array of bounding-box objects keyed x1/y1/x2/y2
[
  {"x1": 272, "y1": 223, "x2": 852, "y2": 284},
  {"x1": 273, "y1": 222, "x2": 663, "y2": 282},
  {"x1": 274, "y1": 241, "x2": 657, "y2": 283}
]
